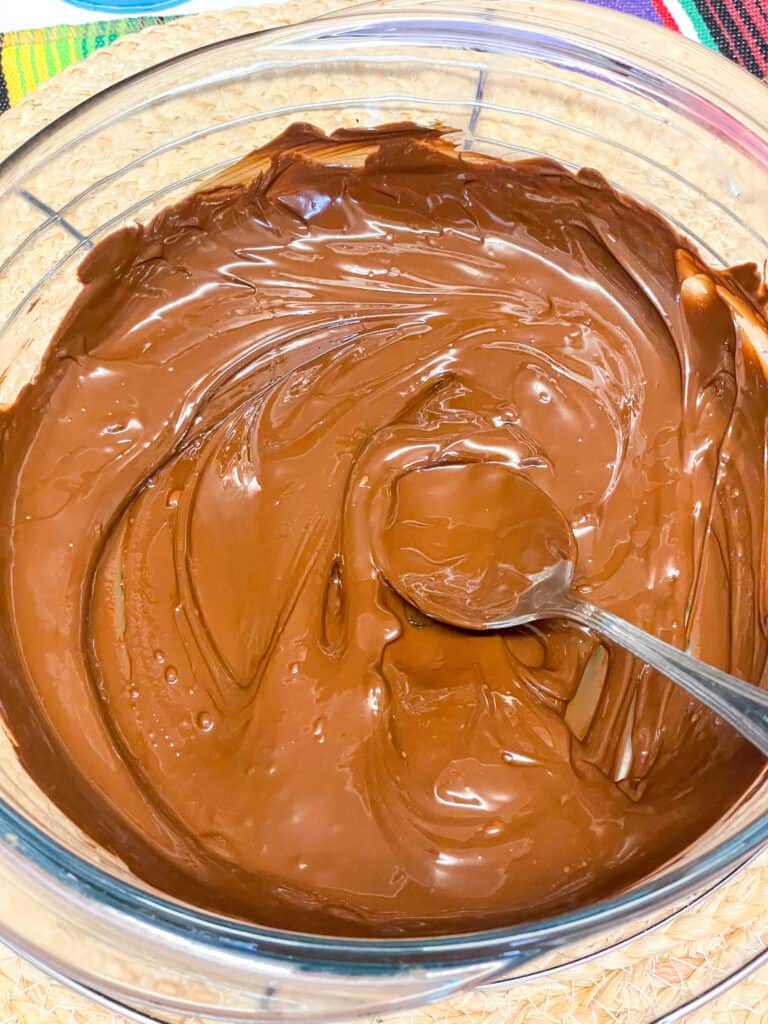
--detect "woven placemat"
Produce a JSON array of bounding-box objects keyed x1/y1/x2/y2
[{"x1": 1, "y1": 4, "x2": 768, "y2": 1022}]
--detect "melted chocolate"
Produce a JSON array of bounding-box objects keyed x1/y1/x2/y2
[
  {"x1": 377, "y1": 464, "x2": 574, "y2": 627},
  {"x1": 1, "y1": 124, "x2": 767, "y2": 937}
]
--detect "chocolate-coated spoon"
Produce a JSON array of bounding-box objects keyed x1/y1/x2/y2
[{"x1": 379, "y1": 462, "x2": 768, "y2": 759}]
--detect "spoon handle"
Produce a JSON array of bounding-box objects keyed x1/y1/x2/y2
[{"x1": 563, "y1": 597, "x2": 768, "y2": 758}]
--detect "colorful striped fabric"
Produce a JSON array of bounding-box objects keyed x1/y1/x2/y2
[
  {"x1": 0, "y1": 16, "x2": 172, "y2": 110},
  {"x1": 588, "y1": 0, "x2": 768, "y2": 73},
  {"x1": 0, "y1": 0, "x2": 766, "y2": 114}
]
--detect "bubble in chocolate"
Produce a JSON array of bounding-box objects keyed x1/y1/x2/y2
[{"x1": 196, "y1": 712, "x2": 215, "y2": 733}]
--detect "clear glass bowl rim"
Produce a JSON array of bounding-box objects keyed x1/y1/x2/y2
[{"x1": 1, "y1": 0, "x2": 768, "y2": 968}]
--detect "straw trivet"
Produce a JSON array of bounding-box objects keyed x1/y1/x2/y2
[{"x1": 1, "y1": 5, "x2": 768, "y2": 1022}]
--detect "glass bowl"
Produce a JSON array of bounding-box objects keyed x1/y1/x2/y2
[{"x1": 1, "y1": 1, "x2": 768, "y2": 1020}]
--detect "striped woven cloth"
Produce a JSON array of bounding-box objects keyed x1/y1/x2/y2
[
  {"x1": 592, "y1": 0, "x2": 768, "y2": 71},
  {"x1": 0, "y1": 16, "x2": 173, "y2": 109},
  {"x1": 0, "y1": 0, "x2": 766, "y2": 113}
]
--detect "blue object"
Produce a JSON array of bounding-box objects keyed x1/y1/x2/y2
[{"x1": 62, "y1": 0, "x2": 189, "y2": 12}]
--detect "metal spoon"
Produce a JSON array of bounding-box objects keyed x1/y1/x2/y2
[{"x1": 381, "y1": 465, "x2": 768, "y2": 759}]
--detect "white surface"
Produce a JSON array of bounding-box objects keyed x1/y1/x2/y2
[{"x1": 2, "y1": 0, "x2": 268, "y2": 32}]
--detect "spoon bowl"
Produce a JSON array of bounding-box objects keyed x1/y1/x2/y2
[{"x1": 378, "y1": 461, "x2": 576, "y2": 630}]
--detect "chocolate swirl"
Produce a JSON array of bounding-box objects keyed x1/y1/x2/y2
[{"x1": 0, "y1": 124, "x2": 766, "y2": 936}]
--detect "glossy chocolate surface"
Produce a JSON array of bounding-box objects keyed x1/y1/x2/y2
[
  {"x1": 1, "y1": 124, "x2": 767, "y2": 936},
  {"x1": 378, "y1": 463, "x2": 575, "y2": 627}
]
